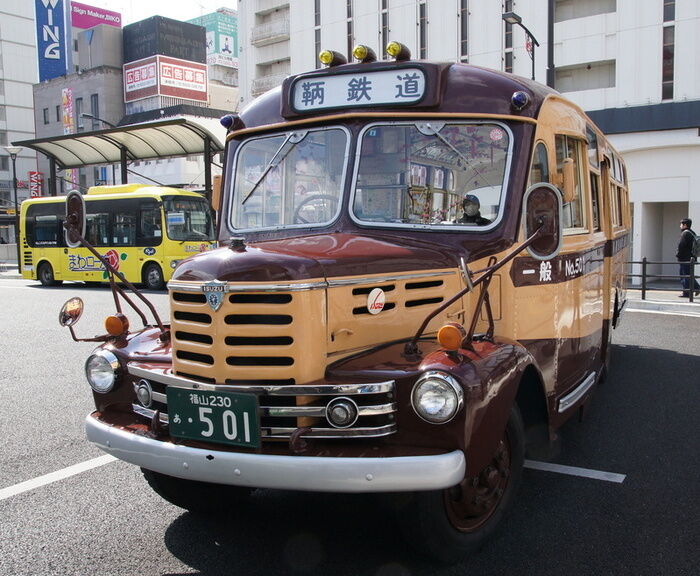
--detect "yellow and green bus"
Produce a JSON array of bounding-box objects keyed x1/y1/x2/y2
[{"x1": 20, "y1": 184, "x2": 216, "y2": 289}]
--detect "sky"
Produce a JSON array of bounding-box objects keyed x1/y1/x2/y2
[{"x1": 78, "y1": 0, "x2": 238, "y2": 26}]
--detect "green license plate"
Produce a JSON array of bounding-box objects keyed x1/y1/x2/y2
[{"x1": 167, "y1": 387, "x2": 260, "y2": 448}]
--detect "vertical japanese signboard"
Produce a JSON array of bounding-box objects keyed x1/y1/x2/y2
[
  {"x1": 61, "y1": 88, "x2": 77, "y2": 186},
  {"x1": 35, "y1": 0, "x2": 68, "y2": 82}
]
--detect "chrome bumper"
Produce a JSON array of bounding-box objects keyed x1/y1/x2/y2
[{"x1": 85, "y1": 413, "x2": 466, "y2": 493}]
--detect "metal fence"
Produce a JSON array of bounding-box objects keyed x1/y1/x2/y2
[{"x1": 628, "y1": 258, "x2": 698, "y2": 303}]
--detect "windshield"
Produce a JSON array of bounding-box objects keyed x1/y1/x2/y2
[
  {"x1": 230, "y1": 127, "x2": 348, "y2": 230},
  {"x1": 351, "y1": 122, "x2": 511, "y2": 228},
  {"x1": 163, "y1": 196, "x2": 216, "y2": 241}
]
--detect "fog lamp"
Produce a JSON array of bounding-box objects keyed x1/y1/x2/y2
[
  {"x1": 437, "y1": 322, "x2": 466, "y2": 351},
  {"x1": 135, "y1": 380, "x2": 153, "y2": 408},
  {"x1": 105, "y1": 313, "x2": 129, "y2": 336},
  {"x1": 85, "y1": 350, "x2": 120, "y2": 393},
  {"x1": 326, "y1": 397, "x2": 359, "y2": 428},
  {"x1": 411, "y1": 372, "x2": 463, "y2": 424}
]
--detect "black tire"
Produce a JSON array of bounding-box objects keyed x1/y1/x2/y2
[
  {"x1": 394, "y1": 405, "x2": 525, "y2": 564},
  {"x1": 141, "y1": 468, "x2": 253, "y2": 514},
  {"x1": 142, "y1": 263, "x2": 165, "y2": 290},
  {"x1": 38, "y1": 262, "x2": 62, "y2": 287}
]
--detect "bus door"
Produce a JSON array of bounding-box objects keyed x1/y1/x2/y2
[{"x1": 554, "y1": 134, "x2": 605, "y2": 396}]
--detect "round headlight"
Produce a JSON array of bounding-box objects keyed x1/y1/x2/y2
[
  {"x1": 411, "y1": 372, "x2": 464, "y2": 424},
  {"x1": 85, "y1": 350, "x2": 120, "y2": 393}
]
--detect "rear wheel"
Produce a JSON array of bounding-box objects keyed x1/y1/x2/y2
[
  {"x1": 38, "y1": 262, "x2": 62, "y2": 287},
  {"x1": 395, "y1": 405, "x2": 524, "y2": 564},
  {"x1": 142, "y1": 469, "x2": 253, "y2": 514},
  {"x1": 142, "y1": 263, "x2": 165, "y2": 290}
]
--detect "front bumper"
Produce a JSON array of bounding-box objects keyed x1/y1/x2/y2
[{"x1": 86, "y1": 413, "x2": 466, "y2": 493}]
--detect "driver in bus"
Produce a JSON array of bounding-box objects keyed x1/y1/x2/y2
[{"x1": 457, "y1": 194, "x2": 491, "y2": 225}]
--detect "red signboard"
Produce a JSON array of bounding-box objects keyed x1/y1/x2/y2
[
  {"x1": 123, "y1": 55, "x2": 207, "y2": 104},
  {"x1": 29, "y1": 172, "x2": 44, "y2": 198}
]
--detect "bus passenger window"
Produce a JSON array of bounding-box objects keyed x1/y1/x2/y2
[
  {"x1": 555, "y1": 135, "x2": 586, "y2": 231},
  {"x1": 86, "y1": 213, "x2": 109, "y2": 246},
  {"x1": 112, "y1": 213, "x2": 136, "y2": 246},
  {"x1": 590, "y1": 174, "x2": 601, "y2": 231},
  {"x1": 529, "y1": 142, "x2": 549, "y2": 185}
]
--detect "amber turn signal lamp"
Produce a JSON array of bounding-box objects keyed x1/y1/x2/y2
[
  {"x1": 105, "y1": 313, "x2": 129, "y2": 337},
  {"x1": 319, "y1": 50, "x2": 348, "y2": 67},
  {"x1": 352, "y1": 44, "x2": 377, "y2": 63},
  {"x1": 437, "y1": 322, "x2": 466, "y2": 351},
  {"x1": 386, "y1": 41, "x2": 411, "y2": 61}
]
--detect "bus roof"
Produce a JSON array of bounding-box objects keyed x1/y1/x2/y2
[
  {"x1": 21, "y1": 185, "x2": 206, "y2": 205},
  {"x1": 233, "y1": 60, "x2": 558, "y2": 135}
]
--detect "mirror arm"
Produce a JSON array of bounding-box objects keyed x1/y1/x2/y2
[
  {"x1": 66, "y1": 324, "x2": 111, "y2": 343},
  {"x1": 63, "y1": 224, "x2": 169, "y2": 339},
  {"x1": 404, "y1": 226, "x2": 543, "y2": 356}
]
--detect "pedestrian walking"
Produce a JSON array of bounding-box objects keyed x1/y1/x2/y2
[{"x1": 676, "y1": 218, "x2": 700, "y2": 297}]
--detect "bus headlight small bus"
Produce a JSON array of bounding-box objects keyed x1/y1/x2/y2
[
  {"x1": 411, "y1": 371, "x2": 464, "y2": 424},
  {"x1": 85, "y1": 350, "x2": 120, "y2": 393},
  {"x1": 170, "y1": 260, "x2": 181, "y2": 269}
]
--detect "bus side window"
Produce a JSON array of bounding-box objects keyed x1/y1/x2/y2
[
  {"x1": 86, "y1": 213, "x2": 109, "y2": 246},
  {"x1": 112, "y1": 212, "x2": 136, "y2": 246},
  {"x1": 138, "y1": 203, "x2": 162, "y2": 245},
  {"x1": 555, "y1": 135, "x2": 586, "y2": 231},
  {"x1": 529, "y1": 142, "x2": 549, "y2": 185}
]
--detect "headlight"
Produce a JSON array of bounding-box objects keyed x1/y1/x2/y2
[
  {"x1": 411, "y1": 371, "x2": 464, "y2": 424},
  {"x1": 85, "y1": 350, "x2": 120, "y2": 393},
  {"x1": 170, "y1": 260, "x2": 181, "y2": 269}
]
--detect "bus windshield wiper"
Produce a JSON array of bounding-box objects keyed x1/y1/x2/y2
[{"x1": 241, "y1": 131, "x2": 308, "y2": 205}]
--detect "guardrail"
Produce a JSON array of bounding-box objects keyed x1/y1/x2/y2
[{"x1": 628, "y1": 258, "x2": 698, "y2": 303}]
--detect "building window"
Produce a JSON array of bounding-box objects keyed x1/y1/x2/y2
[
  {"x1": 662, "y1": 25, "x2": 674, "y2": 100},
  {"x1": 380, "y1": 0, "x2": 389, "y2": 57},
  {"x1": 43, "y1": 108, "x2": 50, "y2": 125},
  {"x1": 75, "y1": 97, "x2": 84, "y2": 132},
  {"x1": 460, "y1": 0, "x2": 469, "y2": 60},
  {"x1": 0, "y1": 131, "x2": 7, "y2": 146},
  {"x1": 346, "y1": 0, "x2": 353, "y2": 59},
  {"x1": 418, "y1": 1, "x2": 427, "y2": 59},
  {"x1": 663, "y1": 0, "x2": 675, "y2": 22},
  {"x1": 555, "y1": 60, "x2": 616, "y2": 92},
  {"x1": 555, "y1": 0, "x2": 616, "y2": 23},
  {"x1": 90, "y1": 94, "x2": 99, "y2": 129},
  {"x1": 0, "y1": 157, "x2": 9, "y2": 172},
  {"x1": 55, "y1": 105, "x2": 60, "y2": 122},
  {"x1": 0, "y1": 106, "x2": 6, "y2": 122},
  {"x1": 505, "y1": 51, "x2": 513, "y2": 73},
  {"x1": 314, "y1": 0, "x2": 321, "y2": 68}
]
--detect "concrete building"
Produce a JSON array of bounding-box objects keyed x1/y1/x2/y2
[
  {"x1": 0, "y1": 3, "x2": 39, "y2": 243},
  {"x1": 237, "y1": 0, "x2": 700, "y2": 281}
]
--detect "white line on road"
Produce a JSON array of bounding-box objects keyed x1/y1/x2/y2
[
  {"x1": 0, "y1": 455, "x2": 117, "y2": 501},
  {"x1": 627, "y1": 308, "x2": 700, "y2": 318},
  {"x1": 525, "y1": 459, "x2": 626, "y2": 483}
]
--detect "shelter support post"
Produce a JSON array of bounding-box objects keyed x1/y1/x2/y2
[{"x1": 120, "y1": 147, "x2": 128, "y2": 184}]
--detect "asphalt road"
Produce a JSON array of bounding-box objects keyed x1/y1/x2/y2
[{"x1": 0, "y1": 278, "x2": 698, "y2": 575}]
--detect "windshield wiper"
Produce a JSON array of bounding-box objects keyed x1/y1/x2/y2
[{"x1": 241, "y1": 131, "x2": 308, "y2": 205}]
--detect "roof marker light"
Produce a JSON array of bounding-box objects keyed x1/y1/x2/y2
[
  {"x1": 386, "y1": 41, "x2": 411, "y2": 61},
  {"x1": 352, "y1": 44, "x2": 377, "y2": 63},
  {"x1": 319, "y1": 50, "x2": 347, "y2": 67},
  {"x1": 511, "y1": 91, "x2": 531, "y2": 111}
]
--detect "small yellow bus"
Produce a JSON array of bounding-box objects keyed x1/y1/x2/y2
[{"x1": 20, "y1": 184, "x2": 216, "y2": 289}]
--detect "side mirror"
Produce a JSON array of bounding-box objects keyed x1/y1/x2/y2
[
  {"x1": 523, "y1": 183, "x2": 563, "y2": 260},
  {"x1": 59, "y1": 297, "x2": 84, "y2": 327},
  {"x1": 64, "y1": 190, "x2": 86, "y2": 248}
]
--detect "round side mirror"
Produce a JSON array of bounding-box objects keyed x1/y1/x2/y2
[
  {"x1": 59, "y1": 297, "x2": 84, "y2": 327},
  {"x1": 523, "y1": 183, "x2": 563, "y2": 260},
  {"x1": 64, "y1": 190, "x2": 86, "y2": 248}
]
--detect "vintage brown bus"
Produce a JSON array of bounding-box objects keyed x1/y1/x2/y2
[{"x1": 60, "y1": 43, "x2": 630, "y2": 562}]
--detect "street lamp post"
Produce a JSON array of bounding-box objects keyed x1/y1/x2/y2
[
  {"x1": 81, "y1": 113, "x2": 117, "y2": 185},
  {"x1": 3, "y1": 145, "x2": 23, "y2": 269},
  {"x1": 502, "y1": 11, "x2": 540, "y2": 82}
]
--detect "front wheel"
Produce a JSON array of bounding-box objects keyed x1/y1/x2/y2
[
  {"x1": 142, "y1": 469, "x2": 253, "y2": 514},
  {"x1": 142, "y1": 263, "x2": 165, "y2": 290},
  {"x1": 395, "y1": 405, "x2": 525, "y2": 564},
  {"x1": 38, "y1": 262, "x2": 62, "y2": 287}
]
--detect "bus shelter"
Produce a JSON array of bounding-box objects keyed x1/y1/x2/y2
[{"x1": 13, "y1": 117, "x2": 225, "y2": 197}]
